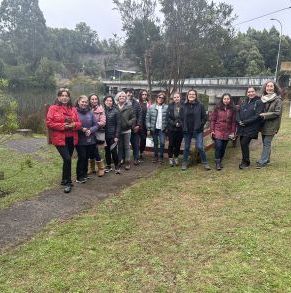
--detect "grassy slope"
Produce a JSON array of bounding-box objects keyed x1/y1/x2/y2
[{"x1": 0, "y1": 109, "x2": 290, "y2": 292}]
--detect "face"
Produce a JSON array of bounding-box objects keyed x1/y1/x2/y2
[
  {"x1": 78, "y1": 97, "x2": 89, "y2": 109},
  {"x1": 187, "y1": 91, "x2": 197, "y2": 102},
  {"x1": 247, "y1": 87, "x2": 256, "y2": 99},
  {"x1": 58, "y1": 91, "x2": 70, "y2": 105},
  {"x1": 105, "y1": 97, "x2": 113, "y2": 108},
  {"x1": 222, "y1": 95, "x2": 231, "y2": 105},
  {"x1": 157, "y1": 95, "x2": 165, "y2": 105},
  {"x1": 90, "y1": 95, "x2": 99, "y2": 107},
  {"x1": 266, "y1": 82, "x2": 275, "y2": 94},
  {"x1": 141, "y1": 91, "x2": 148, "y2": 102},
  {"x1": 118, "y1": 93, "x2": 127, "y2": 104},
  {"x1": 173, "y1": 93, "x2": 181, "y2": 104},
  {"x1": 126, "y1": 91, "x2": 133, "y2": 100}
]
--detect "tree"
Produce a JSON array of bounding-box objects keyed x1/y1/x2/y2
[{"x1": 0, "y1": 0, "x2": 48, "y2": 66}]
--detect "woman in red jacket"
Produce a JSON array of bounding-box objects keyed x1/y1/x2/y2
[
  {"x1": 210, "y1": 93, "x2": 236, "y2": 170},
  {"x1": 46, "y1": 88, "x2": 81, "y2": 193}
]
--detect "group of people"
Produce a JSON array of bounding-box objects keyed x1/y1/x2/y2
[{"x1": 46, "y1": 80, "x2": 282, "y2": 193}]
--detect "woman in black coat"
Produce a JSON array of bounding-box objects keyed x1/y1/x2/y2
[
  {"x1": 166, "y1": 92, "x2": 183, "y2": 166},
  {"x1": 236, "y1": 86, "x2": 264, "y2": 169}
]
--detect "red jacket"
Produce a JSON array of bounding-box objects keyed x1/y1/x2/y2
[
  {"x1": 46, "y1": 105, "x2": 82, "y2": 146},
  {"x1": 210, "y1": 107, "x2": 236, "y2": 140}
]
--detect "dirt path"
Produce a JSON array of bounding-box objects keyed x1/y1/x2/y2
[{"x1": 0, "y1": 138, "x2": 159, "y2": 251}]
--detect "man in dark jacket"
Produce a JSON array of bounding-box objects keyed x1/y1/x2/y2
[{"x1": 126, "y1": 88, "x2": 142, "y2": 165}]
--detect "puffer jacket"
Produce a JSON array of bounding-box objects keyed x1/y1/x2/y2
[
  {"x1": 210, "y1": 106, "x2": 236, "y2": 140},
  {"x1": 46, "y1": 105, "x2": 82, "y2": 146},
  {"x1": 92, "y1": 105, "x2": 106, "y2": 128},
  {"x1": 166, "y1": 103, "x2": 183, "y2": 132},
  {"x1": 146, "y1": 103, "x2": 168, "y2": 131},
  {"x1": 236, "y1": 96, "x2": 264, "y2": 138},
  {"x1": 118, "y1": 102, "x2": 136, "y2": 133},
  {"x1": 261, "y1": 95, "x2": 283, "y2": 135},
  {"x1": 105, "y1": 106, "x2": 121, "y2": 139}
]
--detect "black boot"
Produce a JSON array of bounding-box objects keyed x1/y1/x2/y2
[{"x1": 215, "y1": 159, "x2": 222, "y2": 171}]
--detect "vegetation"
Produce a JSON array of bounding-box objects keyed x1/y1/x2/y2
[{"x1": 0, "y1": 106, "x2": 290, "y2": 291}]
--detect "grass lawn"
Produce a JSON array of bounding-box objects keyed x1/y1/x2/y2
[
  {"x1": 0, "y1": 136, "x2": 62, "y2": 209},
  {"x1": 0, "y1": 108, "x2": 290, "y2": 292}
]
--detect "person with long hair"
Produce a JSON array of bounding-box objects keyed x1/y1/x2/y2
[
  {"x1": 210, "y1": 93, "x2": 236, "y2": 170},
  {"x1": 103, "y1": 95, "x2": 121, "y2": 174},
  {"x1": 75, "y1": 95, "x2": 98, "y2": 183},
  {"x1": 256, "y1": 80, "x2": 283, "y2": 168},
  {"x1": 146, "y1": 92, "x2": 168, "y2": 164},
  {"x1": 116, "y1": 91, "x2": 136, "y2": 170},
  {"x1": 46, "y1": 88, "x2": 81, "y2": 193},
  {"x1": 180, "y1": 89, "x2": 211, "y2": 171},
  {"x1": 138, "y1": 89, "x2": 151, "y2": 161},
  {"x1": 89, "y1": 93, "x2": 106, "y2": 177},
  {"x1": 166, "y1": 92, "x2": 183, "y2": 166},
  {"x1": 236, "y1": 86, "x2": 264, "y2": 169}
]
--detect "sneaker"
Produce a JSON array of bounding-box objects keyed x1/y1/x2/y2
[
  {"x1": 174, "y1": 158, "x2": 179, "y2": 166},
  {"x1": 152, "y1": 157, "x2": 158, "y2": 163},
  {"x1": 76, "y1": 178, "x2": 86, "y2": 184},
  {"x1": 203, "y1": 164, "x2": 211, "y2": 171},
  {"x1": 115, "y1": 168, "x2": 121, "y2": 174},
  {"x1": 256, "y1": 163, "x2": 267, "y2": 169},
  {"x1": 239, "y1": 162, "x2": 249, "y2": 169},
  {"x1": 158, "y1": 158, "x2": 164, "y2": 165},
  {"x1": 64, "y1": 184, "x2": 72, "y2": 193},
  {"x1": 105, "y1": 166, "x2": 113, "y2": 173},
  {"x1": 61, "y1": 180, "x2": 73, "y2": 186},
  {"x1": 124, "y1": 161, "x2": 131, "y2": 170},
  {"x1": 181, "y1": 162, "x2": 188, "y2": 171},
  {"x1": 169, "y1": 158, "x2": 174, "y2": 167},
  {"x1": 139, "y1": 154, "x2": 144, "y2": 162},
  {"x1": 134, "y1": 160, "x2": 140, "y2": 166}
]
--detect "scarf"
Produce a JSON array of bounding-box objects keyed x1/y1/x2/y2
[{"x1": 261, "y1": 93, "x2": 277, "y2": 104}]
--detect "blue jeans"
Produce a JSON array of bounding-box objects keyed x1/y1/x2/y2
[
  {"x1": 258, "y1": 135, "x2": 274, "y2": 165},
  {"x1": 152, "y1": 129, "x2": 165, "y2": 159},
  {"x1": 130, "y1": 131, "x2": 140, "y2": 161},
  {"x1": 214, "y1": 139, "x2": 228, "y2": 160},
  {"x1": 183, "y1": 131, "x2": 208, "y2": 164}
]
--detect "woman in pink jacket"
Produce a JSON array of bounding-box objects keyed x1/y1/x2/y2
[
  {"x1": 89, "y1": 93, "x2": 106, "y2": 176},
  {"x1": 210, "y1": 93, "x2": 236, "y2": 170}
]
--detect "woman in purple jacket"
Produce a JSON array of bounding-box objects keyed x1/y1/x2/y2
[
  {"x1": 75, "y1": 95, "x2": 98, "y2": 183},
  {"x1": 210, "y1": 93, "x2": 236, "y2": 170}
]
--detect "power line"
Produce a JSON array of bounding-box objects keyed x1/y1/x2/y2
[{"x1": 234, "y1": 6, "x2": 291, "y2": 26}]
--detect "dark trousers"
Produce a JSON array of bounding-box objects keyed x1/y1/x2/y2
[
  {"x1": 105, "y1": 138, "x2": 119, "y2": 167},
  {"x1": 56, "y1": 137, "x2": 74, "y2": 184},
  {"x1": 88, "y1": 145, "x2": 101, "y2": 161},
  {"x1": 168, "y1": 130, "x2": 183, "y2": 158},
  {"x1": 130, "y1": 131, "x2": 140, "y2": 161},
  {"x1": 76, "y1": 144, "x2": 96, "y2": 180},
  {"x1": 214, "y1": 139, "x2": 229, "y2": 160},
  {"x1": 139, "y1": 128, "x2": 147, "y2": 155},
  {"x1": 240, "y1": 136, "x2": 252, "y2": 164}
]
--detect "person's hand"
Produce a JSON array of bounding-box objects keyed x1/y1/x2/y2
[
  {"x1": 239, "y1": 121, "x2": 245, "y2": 126},
  {"x1": 147, "y1": 130, "x2": 151, "y2": 137},
  {"x1": 133, "y1": 125, "x2": 140, "y2": 133},
  {"x1": 65, "y1": 122, "x2": 75, "y2": 129},
  {"x1": 211, "y1": 131, "x2": 215, "y2": 139},
  {"x1": 85, "y1": 129, "x2": 91, "y2": 136}
]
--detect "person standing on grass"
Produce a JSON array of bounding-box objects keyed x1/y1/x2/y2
[
  {"x1": 180, "y1": 89, "x2": 211, "y2": 171},
  {"x1": 116, "y1": 91, "x2": 136, "y2": 170},
  {"x1": 89, "y1": 93, "x2": 106, "y2": 177},
  {"x1": 166, "y1": 92, "x2": 183, "y2": 167},
  {"x1": 46, "y1": 88, "x2": 81, "y2": 193},
  {"x1": 236, "y1": 86, "x2": 264, "y2": 169},
  {"x1": 138, "y1": 89, "x2": 151, "y2": 161},
  {"x1": 146, "y1": 92, "x2": 168, "y2": 164},
  {"x1": 256, "y1": 80, "x2": 283, "y2": 169},
  {"x1": 126, "y1": 88, "x2": 142, "y2": 166},
  {"x1": 75, "y1": 95, "x2": 98, "y2": 183},
  {"x1": 210, "y1": 93, "x2": 237, "y2": 171},
  {"x1": 103, "y1": 95, "x2": 121, "y2": 174}
]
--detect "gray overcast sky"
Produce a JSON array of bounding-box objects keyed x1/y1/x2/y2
[{"x1": 36, "y1": 0, "x2": 291, "y2": 39}]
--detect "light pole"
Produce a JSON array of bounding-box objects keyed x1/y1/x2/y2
[{"x1": 270, "y1": 18, "x2": 282, "y2": 82}]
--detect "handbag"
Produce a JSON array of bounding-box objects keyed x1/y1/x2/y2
[{"x1": 95, "y1": 128, "x2": 105, "y2": 144}]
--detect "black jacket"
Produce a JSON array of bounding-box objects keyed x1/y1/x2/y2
[
  {"x1": 105, "y1": 106, "x2": 121, "y2": 139},
  {"x1": 180, "y1": 100, "x2": 207, "y2": 133},
  {"x1": 236, "y1": 96, "x2": 264, "y2": 138},
  {"x1": 130, "y1": 98, "x2": 142, "y2": 127},
  {"x1": 166, "y1": 103, "x2": 183, "y2": 132}
]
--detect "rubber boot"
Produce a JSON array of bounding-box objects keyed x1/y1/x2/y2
[
  {"x1": 88, "y1": 159, "x2": 96, "y2": 175},
  {"x1": 97, "y1": 160, "x2": 105, "y2": 177},
  {"x1": 215, "y1": 159, "x2": 222, "y2": 171}
]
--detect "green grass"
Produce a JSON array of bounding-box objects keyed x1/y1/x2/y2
[
  {"x1": 0, "y1": 108, "x2": 291, "y2": 292},
  {"x1": 0, "y1": 137, "x2": 62, "y2": 209}
]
